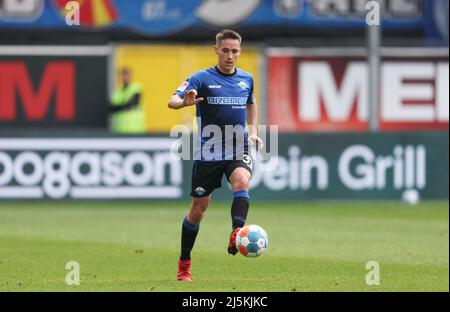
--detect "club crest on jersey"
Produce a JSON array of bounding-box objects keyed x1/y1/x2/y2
[
  {"x1": 238, "y1": 81, "x2": 248, "y2": 90},
  {"x1": 177, "y1": 81, "x2": 189, "y2": 92}
]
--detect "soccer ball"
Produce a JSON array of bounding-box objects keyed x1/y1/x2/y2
[
  {"x1": 235, "y1": 224, "x2": 268, "y2": 257},
  {"x1": 402, "y1": 189, "x2": 420, "y2": 205}
]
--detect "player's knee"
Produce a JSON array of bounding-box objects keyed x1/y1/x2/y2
[{"x1": 232, "y1": 176, "x2": 250, "y2": 192}]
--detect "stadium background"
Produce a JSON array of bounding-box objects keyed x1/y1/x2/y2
[{"x1": 0, "y1": 0, "x2": 448, "y2": 292}]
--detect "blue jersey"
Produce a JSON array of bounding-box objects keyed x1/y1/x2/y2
[{"x1": 175, "y1": 66, "x2": 254, "y2": 161}]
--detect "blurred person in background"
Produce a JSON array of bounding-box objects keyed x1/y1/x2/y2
[{"x1": 109, "y1": 67, "x2": 146, "y2": 133}]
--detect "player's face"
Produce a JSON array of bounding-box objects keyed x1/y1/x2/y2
[{"x1": 215, "y1": 39, "x2": 241, "y2": 74}]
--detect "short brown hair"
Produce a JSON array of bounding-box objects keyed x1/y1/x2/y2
[{"x1": 215, "y1": 29, "x2": 242, "y2": 46}]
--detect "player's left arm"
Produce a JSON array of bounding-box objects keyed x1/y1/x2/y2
[{"x1": 247, "y1": 99, "x2": 264, "y2": 150}]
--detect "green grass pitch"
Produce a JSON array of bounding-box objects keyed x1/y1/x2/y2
[{"x1": 0, "y1": 201, "x2": 448, "y2": 292}]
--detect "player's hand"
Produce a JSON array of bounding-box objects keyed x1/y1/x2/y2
[
  {"x1": 183, "y1": 89, "x2": 204, "y2": 107},
  {"x1": 249, "y1": 134, "x2": 264, "y2": 150}
]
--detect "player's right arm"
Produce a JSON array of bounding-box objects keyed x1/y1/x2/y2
[{"x1": 168, "y1": 89, "x2": 204, "y2": 110}]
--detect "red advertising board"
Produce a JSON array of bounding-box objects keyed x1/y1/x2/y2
[
  {"x1": 0, "y1": 46, "x2": 110, "y2": 129},
  {"x1": 267, "y1": 48, "x2": 449, "y2": 132},
  {"x1": 0, "y1": 61, "x2": 75, "y2": 121}
]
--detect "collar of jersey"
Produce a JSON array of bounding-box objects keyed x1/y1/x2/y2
[{"x1": 214, "y1": 66, "x2": 237, "y2": 77}]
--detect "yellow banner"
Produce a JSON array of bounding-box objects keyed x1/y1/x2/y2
[{"x1": 115, "y1": 45, "x2": 261, "y2": 132}]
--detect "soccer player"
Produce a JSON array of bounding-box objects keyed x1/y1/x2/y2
[{"x1": 168, "y1": 29, "x2": 263, "y2": 281}]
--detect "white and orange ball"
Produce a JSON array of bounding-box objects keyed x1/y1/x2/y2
[{"x1": 235, "y1": 225, "x2": 269, "y2": 257}]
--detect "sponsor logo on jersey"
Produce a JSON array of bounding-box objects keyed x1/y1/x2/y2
[
  {"x1": 207, "y1": 97, "x2": 247, "y2": 105},
  {"x1": 208, "y1": 85, "x2": 222, "y2": 89}
]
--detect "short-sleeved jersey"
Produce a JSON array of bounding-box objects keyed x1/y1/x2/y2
[{"x1": 175, "y1": 66, "x2": 254, "y2": 161}]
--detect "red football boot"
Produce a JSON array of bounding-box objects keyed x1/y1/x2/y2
[
  {"x1": 227, "y1": 227, "x2": 241, "y2": 255},
  {"x1": 176, "y1": 259, "x2": 192, "y2": 281}
]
